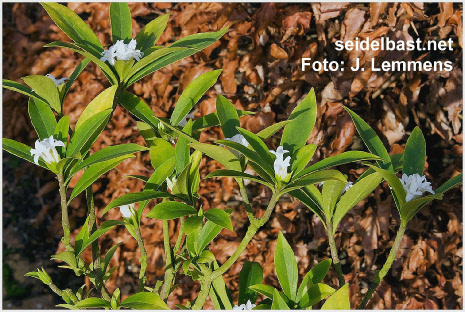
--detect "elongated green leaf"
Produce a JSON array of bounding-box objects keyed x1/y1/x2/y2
[
  {"x1": 332, "y1": 173, "x2": 383, "y2": 233},
  {"x1": 137, "y1": 121, "x2": 158, "y2": 147},
  {"x1": 110, "y1": 2, "x2": 132, "y2": 43},
  {"x1": 51, "y1": 251, "x2": 77, "y2": 269},
  {"x1": 248, "y1": 284, "x2": 276, "y2": 299},
  {"x1": 45, "y1": 41, "x2": 116, "y2": 84},
  {"x1": 191, "y1": 110, "x2": 254, "y2": 131},
  {"x1": 75, "y1": 86, "x2": 117, "y2": 131},
  {"x1": 289, "y1": 189, "x2": 325, "y2": 223},
  {"x1": 189, "y1": 142, "x2": 241, "y2": 172},
  {"x1": 175, "y1": 121, "x2": 192, "y2": 174},
  {"x1": 102, "y1": 190, "x2": 173, "y2": 216},
  {"x1": 119, "y1": 91, "x2": 159, "y2": 129},
  {"x1": 302, "y1": 185, "x2": 323, "y2": 209},
  {"x1": 204, "y1": 209, "x2": 233, "y2": 231},
  {"x1": 344, "y1": 106, "x2": 393, "y2": 172},
  {"x1": 146, "y1": 201, "x2": 197, "y2": 220},
  {"x1": 206, "y1": 169, "x2": 272, "y2": 187},
  {"x1": 321, "y1": 180, "x2": 346, "y2": 218},
  {"x1": 2, "y1": 138, "x2": 47, "y2": 168},
  {"x1": 77, "y1": 220, "x2": 125, "y2": 257},
  {"x1": 299, "y1": 283, "x2": 335, "y2": 308},
  {"x1": 28, "y1": 98, "x2": 57, "y2": 140},
  {"x1": 257, "y1": 120, "x2": 293, "y2": 140},
  {"x1": 271, "y1": 289, "x2": 290, "y2": 309},
  {"x1": 71, "y1": 144, "x2": 148, "y2": 175},
  {"x1": 236, "y1": 127, "x2": 274, "y2": 167},
  {"x1": 170, "y1": 70, "x2": 222, "y2": 126},
  {"x1": 216, "y1": 95, "x2": 240, "y2": 138},
  {"x1": 295, "y1": 151, "x2": 381, "y2": 179},
  {"x1": 403, "y1": 127, "x2": 426, "y2": 176},
  {"x1": 150, "y1": 138, "x2": 175, "y2": 169},
  {"x1": 41, "y1": 3, "x2": 103, "y2": 56},
  {"x1": 367, "y1": 165, "x2": 406, "y2": 209},
  {"x1": 435, "y1": 173, "x2": 463, "y2": 194},
  {"x1": 74, "y1": 297, "x2": 111, "y2": 308},
  {"x1": 62, "y1": 58, "x2": 90, "y2": 101},
  {"x1": 296, "y1": 259, "x2": 332, "y2": 302},
  {"x1": 281, "y1": 89, "x2": 317, "y2": 156},
  {"x1": 69, "y1": 154, "x2": 134, "y2": 202},
  {"x1": 121, "y1": 292, "x2": 169, "y2": 310},
  {"x1": 66, "y1": 109, "x2": 111, "y2": 158},
  {"x1": 196, "y1": 221, "x2": 222, "y2": 253},
  {"x1": 127, "y1": 28, "x2": 228, "y2": 86},
  {"x1": 135, "y1": 13, "x2": 170, "y2": 52},
  {"x1": 22, "y1": 75, "x2": 62, "y2": 114},
  {"x1": 401, "y1": 193, "x2": 443, "y2": 223},
  {"x1": 74, "y1": 217, "x2": 90, "y2": 255},
  {"x1": 291, "y1": 144, "x2": 317, "y2": 174},
  {"x1": 285, "y1": 170, "x2": 347, "y2": 193},
  {"x1": 275, "y1": 231, "x2": 298, "y2": 301},
  {"x1": 103, "y1": 243, "x2": 121, "y2": 272},
  {"x1": 183, "y1": 215, "x2": 203, "y2": 235},
  {"x1": 239, "y1": 261, "x2": 263, "y2": 305},
  {"x1": 54, "y1": 115, "x2": 70, "y2": 157},
  {"x1": 210, "y1": 261, "x2": 233, "y2": 310},
  {"x1": 3, "y1": 79, "x2": 48, "y2": 103},
  {"x1": 321, "y1": 283, "x2": 350, "y2": 310}
]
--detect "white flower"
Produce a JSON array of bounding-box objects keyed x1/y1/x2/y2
[
  {"x1": 400, "y1": 173, "x2": 434, "y2": 202},
  {"x1": 178, "y1": 114, "x2": 195, "y2": 127},
  {"x1": 100, "y1": 39, "x2": 143, "y2": 65},
  {"x1": 120, "y1": 204, "x2": 136, "y2": 219},
  {"x1": 30, "y1": 135, "x2": 65, "y2": 165},
  {"x1": 341, "y1": 181, "x2": 353, "y2": 194},
  {"x1": 233, "y1": 300, "x2": 256, "y2": 310},
  {"x1": 166, "y1": 176, "x2": 177, "y2": 191},
  {"x1": 270, "y1": 146, "x2": 291, "y2": 180},
  {"x1": 225, "y1": 134, "x2": 249, "y2": 147},
  {"x1": 46, "y1": 74, "x2": 68, "y2": 87}
]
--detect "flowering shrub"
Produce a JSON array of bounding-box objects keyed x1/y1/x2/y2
[{"x1": 2, "y1": 2, "x2": 462, "y2": 310}]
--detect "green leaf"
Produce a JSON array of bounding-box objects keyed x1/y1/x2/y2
[
  {"x1": 54, "y1": 115, "x2": 70, "y2": 157},
  {"x1": 22, "y1": 75, "x2": 62, "y2": 114},
  {"x1": 28, "y1": 98, "x2": 57, "y2": 140},
  {"x1": 2, "y1": 138, "x2": 48, "y2": 169},
  {"x1": 110, "y1": 2, "x2": 132, "y2": 43},
  {"x1": 69, "y1": 144, "x2": 148, "y2": 177},
  {"x1": 332, "y1": 173, "x2": 383, "y2": 233},
  {"x1": 44, "y1": 41, "x2": 116, "y2": 84},
  {"x1": 285, "y1": 170, "x2": 347, "y2": 193},
  {"x1": 236, "y1": 127, "x2": 274, "y2": 167},
  {"x1": 74, "y1": 217, "x2": 90, "y2": 256},
  {"x1": 119, "y1": 91, "x2": 159, "y2": 129},
  {"x1": 146, "y1": 201, "x2": 197, "y2": 220},
  {"x1": 435, "y1": 173, "x2": 463, "y2": 194},
  {"x1": 135, "y1": 13, "x2": 170, "y2": 52},
  {"x1": 41, "y1": 3, "x2": 103, "y2": 56},
  {"x1": 77, "y1": 220, "x2": 125, "y2": 257},
  {"x1": 191, "y1": 110, "x2": 254, "y2": 131},
  {"x1": 204, "y1": 209, "x2": 233, "y2": 231},
  {"x1": 210, "y1": 261, "x2": 233, "y2": 310},
  {"x1": 137, "y1": 121, "x2": 158, "y2": 147},
  {"x1": 296, "y1": 259, "x2": 332, "y2": 303},
  {"x1": 403, "y1": 127, "x2": 426, "y2": 176},
  {"x1": 299, "y1": 283, "x2": 335, "y2": 308},
  {"x1": 288, "y1": 188, "x2": 325, "y2": 223},
  {"x1": 175, "y1": 121, "x2": 193, "y2": 174},
  {"x1": 62, "y1": 58, "x2": 90, "y2": 101},
  {"x1": 239, "y1": 261, "x2": 263, "y2": 305},
  {"x1": 401, "y1": 193, "x2": 444, "y2": 223},
  {"x1": 248, "y1": 284, "x2": 276, "y2": 299},
  {"x1": 275, "y1": 231, "x2": 298, "y2": 301},
  {"x1": 69, "y1": 154, "x2": 134, "y2": 202},
  {"x1": 321, "y1": 283, "x2": 350, "y2": 310},
  {"x1": 51, "y1": 251, "x2": 77, "y2": 270},
  {"x1": 74, "y1": 297, "x2": 110, "y2": 308},
  {"x1": 271, "y1": 289, "x2": 290, "y2": 309},
  {"x1": 170, "y1": 70, "x2": 222, "y2": 126},
  {"x1": 281, "y1": 89, "x2": 317, "y2": 156},
  {"x1": 196, "y1": 221, "x2": 222, "y2": 253},
  {"x1": 103, "y1": 243, "x2": 121, "y2": 272},
  {"x1": 66, "y1": 109, "x2": 111, "y2": 158},
  {"x1": 367, "y1": 164, "x2": 406, "y2": 210},
  {"x1": 171, "y1": 163, "x2": 191, "y2": 199},
  {"x1": 150, "y1": 138, "x2": 175, "y2": 169},
  {"x1": 294, "y1": 151, "x2": 381, "y2": 180},
  {"x1": 189, "y1": 142, "x2": 242, "y2": 172},
  {"x1": 344, "y1": 106, "x2": 393, "y2": 172},
  {"x1": 183, "y1": 215, "x2": 203, "y2": 235},
  {"x1": 321, "y1": 180, "x2": 346, "y2": 218},
  {"x1": 102, "y1": 190, "x2": 173, "y2": 216},
  {"x1": 216, "y1": 95, "x2": 240, "y2": 138},
  {"x1": 75, "y1": 86, "x2": 117, "y2": 132},
  {"x1": 205, "y1": 169, "x2": 273, "y2": 188},
  {"x1": 127, "y1": 28, "x2": 228, "y2": 86},
  {"x1": 257, "y1": 120, "x2": 293, "y2": 140},
  {"x1": 291, "y1": 144, "x2": 317, "y2": 174},
  {"x1": 3, "y1": 79, "x2": 48, "y2": 104}
]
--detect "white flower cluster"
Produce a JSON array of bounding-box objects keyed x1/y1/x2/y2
[
  {"x1": 100, "y1": 39, "x2": 143, "y2": 65},
  {"x1": 400, "y1": 173, "x2": 434, "y2": 202},
  {"x1": 120, "y1": 204, "x2": 137, "y2": 219},
  {"x1": 233, "y1": 300, "x2": 256, "y2": 310},
  {"x1": 270, "y1": 146, "x2": 291, "y2": 180},
  {"x1": 224, "y1": 133, "x2": 249, "y2": 158},
  {"x1": 30, "y1": 135, "x2": 65, "y2": 165},
  {"x1": 46, "y1": 74, "x2": 68, "y2": 87}
]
